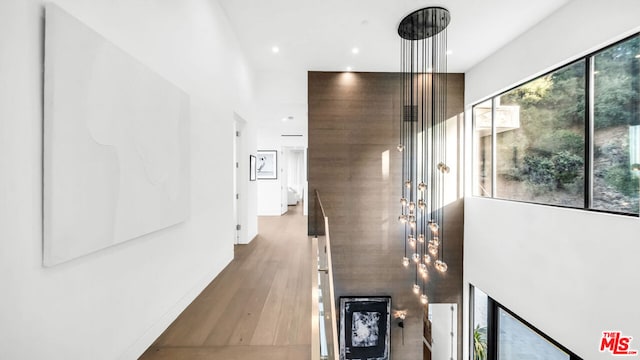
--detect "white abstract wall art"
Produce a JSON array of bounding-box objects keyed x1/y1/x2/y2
[
  {"x1": 256, "y1": 150, "x2": 277, "y2": 180},
  {"x1": 43, "y1": 4, "x2": 190, "y2": 266}
]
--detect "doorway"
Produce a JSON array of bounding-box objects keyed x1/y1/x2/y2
[{"x1": 283, "y1": 147, "x2": 307, "y2": 215}]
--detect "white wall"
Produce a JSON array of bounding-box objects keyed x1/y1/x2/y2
[
  {"x1": 256, "y1": 129, "x2": 285, "y2": 216},
  {"x1": 256, "y1": 124, "x2": 282, "y2": 216},
  {"x1": 0, "y1": 1, "x2": 256, "y2": 359},
  {"x1": 464, "y1": 1, "x2": 640, "y2": 359},
  {"x1": 466, "y1": 0, "x2": 640, "y2": 105}
]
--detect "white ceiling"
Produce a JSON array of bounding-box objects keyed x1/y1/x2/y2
[
  {"x1": 218, "y1": 0, "x2": 571, "y2": 73},
  {"x1": 217, "y1": 0, "x2": 571, "y2": 137}
]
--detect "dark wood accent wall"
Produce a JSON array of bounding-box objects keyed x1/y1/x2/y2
[{"x1": 308, "y1": 71, "x2": 465, "y2": 360}]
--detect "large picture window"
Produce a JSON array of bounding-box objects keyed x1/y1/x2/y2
[
  {"x1": 495, "y1": 60, "x2": 585, "y2": 206},
  {"x1": 473, "y1": 34, "x2": 640, "y2": 215}
]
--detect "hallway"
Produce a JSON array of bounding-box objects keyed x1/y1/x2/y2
[{"x1": 140, "y1": 205, "x2": 311, "y2": 360}]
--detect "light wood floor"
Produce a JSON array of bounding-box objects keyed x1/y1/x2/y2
[{"x1": 140, "y1": 204, "x2": 311, "y2": 360}]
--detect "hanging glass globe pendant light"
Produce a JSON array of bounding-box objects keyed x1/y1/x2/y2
[{"x1": 397, "y1": 6, "x2": 451, "y2": 303}]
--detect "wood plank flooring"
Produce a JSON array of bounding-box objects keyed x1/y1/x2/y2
[{"x1": 140, "y1": 204, "x2": 311, "y2": 360}]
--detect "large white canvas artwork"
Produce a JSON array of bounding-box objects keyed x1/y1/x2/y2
[{"x1": 43, "y1": 4, "x2": 190, "y2": 266}]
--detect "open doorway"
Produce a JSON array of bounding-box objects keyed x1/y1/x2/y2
[{"x1": 283, "y1": 147, "x2": 307, "y2": 215}]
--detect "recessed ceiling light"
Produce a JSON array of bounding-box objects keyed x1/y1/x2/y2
[
  {"x1": 352, "y1": 47, "x2": 360, "y2": 54},
  {"x1": 346, "y1": 66, "x2": 352, "y2": 72},
  {"x1": 446, "y1": 49, "x2": 453, "y2": 55},
  {"x1": 272, "y1": 46, "x2": 279, "y2": 53}
]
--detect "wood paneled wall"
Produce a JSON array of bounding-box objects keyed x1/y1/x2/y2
[{"x1": 308, "y1": 71, "x2": 465, "y2": 360}]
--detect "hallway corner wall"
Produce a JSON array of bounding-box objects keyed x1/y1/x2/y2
[{"x1": 0, "y1": 0, "x2": 256, "y2": 359}]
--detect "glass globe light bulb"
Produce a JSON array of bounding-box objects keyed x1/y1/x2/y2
[
  {"x1": 420, "y1": 294, "x2": 429, "y2": 304},
  {"x1": 409, "y1": 220, "x2": 416, "y2": 229},
  {"x1": 428, "y1": 221, "x2": 439, "y2": 233},
  {"x1": 400, "y1": 197, "x2": 407, "y2": 206},
  {"x1": 417, "y1": 234, "x2": 425, "y2": 243},
  {"x1": 412, "y1": 283, "x2": 420, "y2": 294},
  {"x1": 431, "y1": 236, "x2": 439, "y2": 246},
  {"x1": 397, "y1": 144, "x2": 404, "y2": 152},
  {"x1": 405, "y1": 180, "x2": 411, "y2": 189},
  {"x1": 398, "y1": 215, "x2": 407, "y2": 224},
  {"x1": 402, "y1": 257, "x2": 410, "y2": 267},
  {"x1": 408, "y1": 238, "x2": 416, "y2": 249},
  {"x1": 435, "y1": 260, "x2": 448, "y2": 273},
  {"x1": 428, "y1": 242, "x2": 438, "y2": 256},
  {"x1": 418, "y1": 182, "x2": 427, "y2": 192},
  {"x1": 418, "y1": 199, "x2": 426, "y2": 210},
  {"x1": 419, "y1": 263, "x2": 427, "y2": 274},
  {"x1": 423, "y1": 254, "x2": 431, "y2": 264},
  {"x1": 437, "y1": 162, "x2": 450, "y2": 174},
  {"x1": 412, "y1": 253, "x2": 420, "y2": 263},
  {"x1": 408, "y1": 202, "x2": 416, "y2": 211}
]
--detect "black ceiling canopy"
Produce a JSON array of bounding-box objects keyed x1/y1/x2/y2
[{"x1": 398, "y1": 7, "x2": 450, "y2": 40}]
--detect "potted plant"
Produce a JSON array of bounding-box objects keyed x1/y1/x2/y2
[{"x1": 474, "y1": 324, "x2": 488, "y2": 360}]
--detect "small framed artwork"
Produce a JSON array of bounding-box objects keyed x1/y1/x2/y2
[
  {"x1": 257, "y1": 150, "x2": 277, "y2": 180},
  {"x1": 249, "y1": 155, "x2": 256, "y2": 181},
  {"x1": 339, "y1": 296, "x2": 391, "y2": 360}
]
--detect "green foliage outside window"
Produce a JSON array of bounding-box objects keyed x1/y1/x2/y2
[
  {"x1": 594, "y1": 37, "x2": 640, "y2": 129},
  {"x1": 496, "y1": 60, "x2": 585, "y2": 204},
  {"x1": 474, "y1": 325, "x2": 488, "y2": 360},
  {"x1": 477, "y1": 35, "x2": 640, "y2": 212}
]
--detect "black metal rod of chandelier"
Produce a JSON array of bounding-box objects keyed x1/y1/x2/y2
[{"x1": 396, "y1": 7, "x2": 450, "y2": 306}]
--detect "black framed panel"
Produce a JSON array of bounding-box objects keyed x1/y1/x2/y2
[{"x1": 339, "y1": 296, "x2": 391, "y2": 360}]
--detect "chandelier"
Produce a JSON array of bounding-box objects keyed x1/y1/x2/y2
[{"x1": 397, "y1": 7, "x2": 450, "y2": 305}]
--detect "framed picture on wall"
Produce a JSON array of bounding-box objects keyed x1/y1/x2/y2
[
  {"x1": 249, "y1": 155, "x2": 256, "y2": 181},
  {"x1": 256, "y1": 150, "x2": 277, "y2": 180},
  {"x1": 339, "y1": 296, "x2": 391, "y2": 360}
]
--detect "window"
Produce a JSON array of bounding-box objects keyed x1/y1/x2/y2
[
  {"x1": 470, "y1": 285, "x2": 582, "y2": 360},
  {"x1": 473, "y1": 34, "x2": 640, "y2": 215},
  {"x1": 473, "y1": 100, "x2": 493, "y2": 197},
  {"x1": 592, "y1": 36, "x2": 640, "y2": 214},
  {"x1": 495, "y1": 61, "x2": 585, "y2": 207},
  {"x1": 471, "y1": 287, "x2": 488, "y2": 360},
  {"x1": 498, "y1": 309, "x2": 570, "y2": 360}
]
